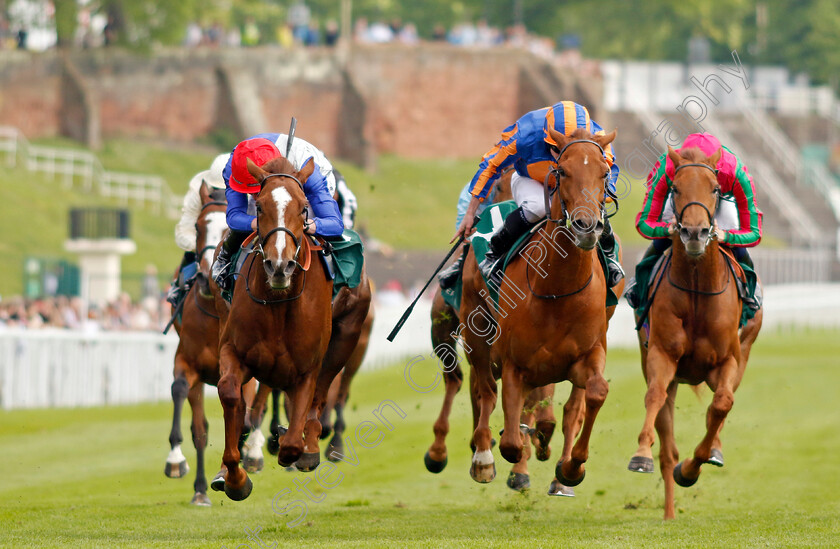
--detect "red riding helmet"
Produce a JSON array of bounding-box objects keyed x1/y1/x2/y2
[{"x1": 230, "y1": 138, "x2": 282, "y2": 194}]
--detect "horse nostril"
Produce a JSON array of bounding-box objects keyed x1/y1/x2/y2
[{"x1": 571, "y1": 219, "x2": 594, "y2": 233}]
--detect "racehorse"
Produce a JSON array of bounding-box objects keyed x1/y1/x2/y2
[
  {"x1": 460, "y1": 127, "x2": 619, "y2": 491},
  {"x1": 165, "y1": 182, "x2": 266, "y2": 506},
  {"x1": 626, "y1": 146, "x2": 763, "y2": 519},
  {"x1": 214, "y1": 156, "x2": 333, "y2": 501}
]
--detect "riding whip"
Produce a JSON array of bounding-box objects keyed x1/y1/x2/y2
[
  {"x1": 162, "y1": 287, "x2": 188, "y2": 335},
  {"x1": 386, "y1": 215, "x2": 478, "y2": 342},
  {"x1": 286, "y1": 117, "x2": 297, "y2": 158}
]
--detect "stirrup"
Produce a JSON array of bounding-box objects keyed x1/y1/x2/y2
[
  {"x1": 606, "y1": 259, "x2": 625, "y2": 288},
  {"x1": 479, "y1": 254, "x2": 501, "y2": 281},
  {"x1": 437, "y1": 262, "x2": 460, "y2": 289},
  {"x1": 624, "y1": 278, "x2": 640, "y2": 309}
]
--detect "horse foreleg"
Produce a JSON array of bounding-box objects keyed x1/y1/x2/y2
[
  {"x1": 280, "y1": 373, "x2": 318, "y2": 469},
  {"x1": 165, "y1": 360, "x2": 190, "y2": 479},
  {"x1": 507, "y1": 391, "x2": 537, "y2": 492},
  {"x1": 655, "y1": 381, "x2": 679, "y2": 520},
  {"x1": 677, "y1": 355, "x2": 739, "y2": 485},
  {"x1": 469, "y1": 363, "x2": 498, "y2": 484},
  {"x1": 629, "y1": 345, "x2": 676, "y2": 473},
  {"x1": 531, "y1": 384, "x2": 557, "y2": 462},
  {"x1": 217, "y1": 345, "x2": 252, "y2": 501},
  {"x1": 425, "y1": 365, "x2": 463, "y2": 473},
  {"x1": 267, "y1": 389, "x2": 283, "y2": 455},
  {"x1": 319, "y1": 373, "x2": 342, "y2": 441},
  {"x1": 499, "y1": 364, "x2": 527, "y2": 465},
  {"x1": 329, "y1": 342, "x2": 365, "y2": 460},
  {"x1": 188, "y1": 381, "x2": 211, "y2": 506},
  {"x1": 547, "y1": 384, "x2": 584, "y2": 497},
  {"x1": 558, "y1": 348, "x2": 608, "y2": 487}
]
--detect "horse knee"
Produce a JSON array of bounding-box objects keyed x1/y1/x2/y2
[
  {"x1": 711, "y1": 391, "x2": 734, "y2": 418},
  {"x1": 172, "y1": 377, "x2": 189, "y2": 401},
  {"x1": 585, "y1": 377, "x2": 608, "y2": 409},
  {"x1": 217, "y1": 376, "x2": 241, "y2": 409}
]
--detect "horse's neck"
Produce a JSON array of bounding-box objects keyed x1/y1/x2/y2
[
  {"x1": 670, "y1": 238, "x2": 726, "y2": 292},
  {"x1": 529, "y1": 227, "x2": 595, "y2": 295}
]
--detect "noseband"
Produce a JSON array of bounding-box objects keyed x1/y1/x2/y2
[
  {"x1": 670, "y1": 163, "x2": 721, "y2": 246},
  {"x1": 543, "y1": 139, "x2": 613, "y2": 225}
]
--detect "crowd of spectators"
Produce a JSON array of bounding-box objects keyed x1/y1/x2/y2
[{"x1": 0, "y1": 293, "x2": 170, "y2": 333}]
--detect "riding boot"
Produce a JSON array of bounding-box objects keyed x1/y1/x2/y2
[
  {"x1": 730, "y1": 247, "x2": 761, "y2": 310},
  {"x1": 478, "y1": 206, "x2": 535, "y2": 280},
  {"x1": 598, "y1": 219, "x2": 625, "y2": 287},
  {"x1": 167, "y1": 251, "x2": 197, "y2": 307},
  {"x1": 437, "y1": 247, "x2": 466, "y2": 289},
  {"x1": 212, "y1": 230, "x2": 249, "y2": 293},
  {"x1": 624, "y1": 242, "x2": 662, "y2": 310}
]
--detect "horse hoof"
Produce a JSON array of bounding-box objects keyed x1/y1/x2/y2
[
  {"x1": 673, "y1": 462, "x2": 699, "y2": 487},
  {"x1": 243, "y1": 456, "x2": 264, "y2": 474},
  {"x1": 628, "y1": 456, "x2": 655, "y2": 473},
  {"x1": 555, "y1": 461, "x2": 585, "y2": 487},
  {"x1": 469, "y1": 462, "x2": 496, "y2": 484},
  {"x1": 295, "y1": 452, "x2": 321, "y2": 472},
  {"x1": 547, "y1": 478, "x2": 575, "y2": 497},
  {"x1": 164, "y1": 460, "x2": 189, "y2": 479},
  {"x1": 424, "y1": 451, "x2": 448, "y2": 474},
  {"x1": 506, "y1": 472, "x2": 530, "y2": 492},
  {"x1": 210, "y1": 472, "x2": 225, "y2": 492},
  {"x1": 706, "y1": 448, "x2": 724, "y2": 467},
  {"x1": 278, "y1": 449, "x2": 303, "y2": 468},
  {"x1": 266, "y1": 436, "x2": 280, "y2": 456},
  {"x1": 326, "y1": 441, "x2": 344, "y2": 462},
  {"x1": 190, "y1": 492, "x2": 212, "y2": 507},
  {"x1": 224, "y1": 476, "x2": 253, "y2": 501}
]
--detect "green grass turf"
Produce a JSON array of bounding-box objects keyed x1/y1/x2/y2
[
  {"x1": 1, "y1": 329, "x2": 838, "y2": 547},
  {"x1": 0, "y1": 137, "x2": 788, "y2": 297}
]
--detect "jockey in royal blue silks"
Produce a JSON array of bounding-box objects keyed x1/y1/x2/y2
[
  {"x1": 438, "y1": 101, "x2": 624, "y2": 289},
  {"x1": 211, "y1": 133, "x2": 343, "y2": 292}
]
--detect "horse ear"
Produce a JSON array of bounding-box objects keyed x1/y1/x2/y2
[
  {"x1": 667, "y1": 146, "x2": 682, "y2": 168},
  {"x1": 548, "y1": 127, "x2": 568, "y2": 150},
  {"x1": 594, "y1": 129, "x2": 617, "y2": 148},
  {"x1": 199, "y1": 180, "x2": 211, "y2": 203},
  {"x1": 246, "y1": 157, "x2": 267, "y2": 186},
  {"x1": 708, "y1": 147, "x2": 722, "y2": 168},
  {"x1": 298, "y1": 158, "x2": 315, "y2": 183}
]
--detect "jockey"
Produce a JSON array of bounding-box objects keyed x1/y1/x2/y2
[
  {"x1": 624, "y1": 132, "x2": 762, "y2": 309},
  {"x1": 211, "y1": 133, "x2": 344, "y2": 293},
  {"x1": 448, "y1": 101, "x2": 624, "y2": 286},
  {"x1": 166, "y1": 152, "x2": 229, "y2": 306},
  {"x1": 333, "y1": 168, "x2": 358, "y2": 230}
]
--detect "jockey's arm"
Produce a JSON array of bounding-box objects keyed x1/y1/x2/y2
[
  {"x1": 225, "y1": 186, "x2": 256, "y2": 233},
  {"x1": 302, "y1": 160, "x2": 344, "y2": 237},
  {"x1": 636, "y1": 154, "x2": 673, "y2": 240},
  {"x1": 175, "y1": 189, "x2": 201, "y2": 252},
  {"x1": 720, "y1": 161, "x2": 762, "y2": 247}
]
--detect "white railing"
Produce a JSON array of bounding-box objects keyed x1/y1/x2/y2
[
  {"x1": 0, "y1": 126, "x2": 181, "y2": 218},
  {"x1": 3, "y1": 285, "x2": 839, "y2": 409},
  {"x1": 740, "y1": 102, "x2": 802, "y2": 179},
  {"x1": 751, "y1": 248, "x2": 833, "y2": 285}
]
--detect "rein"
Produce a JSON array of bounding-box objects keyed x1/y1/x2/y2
[
  {"x1": 527, "y1": 139, "x2": 604, "y2": 299},
  {"x1": 193, "y1": 283, "x2": 220, "y2": 319},
  {"x1": 666, "y1": 247, "x2": 732, "y2": 296}
]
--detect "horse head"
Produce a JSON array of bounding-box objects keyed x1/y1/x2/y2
[
  {"x1": 246, "y1": 155, "x2": 313, "y2": 290},
  {"x1": 546, "y1": 127, "x2": 617, "y2": 250},
  {"x1": 667, "y1": 146, "x2": 722, "y2": 257},
  {"x1": 195, "y1": 183, "x2": 227, "y2": 296}
]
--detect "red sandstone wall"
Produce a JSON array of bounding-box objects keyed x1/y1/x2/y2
[{"x1": 0, "y1": 54, "x2": 62, "y2": 136}]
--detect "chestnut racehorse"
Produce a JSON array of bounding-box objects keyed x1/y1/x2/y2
[
  {"x1": 214, "y1": 156, "x2": 333, "y2": 501},
  {"x1": 627, "y1": 146, "x2": 763, "y2": 520},
  {"x1": 461, "y1": 127, "x2": 618, "y2": 491},
  {"x1": 165, "y1": 183, "x2": 263, "y2": 506}
]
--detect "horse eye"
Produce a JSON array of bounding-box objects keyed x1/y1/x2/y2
[
  {"x1": 556, "y1": 167, "x2": 566, "y2": 177},
  {"x1": 603, "y1": 171, "x2": 610, "y2": 179},
  {"x1": 255, "y1": 204, "x2": 262, "y2": 213}
]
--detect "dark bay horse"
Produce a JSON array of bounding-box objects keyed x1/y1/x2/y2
[
  {"x1": 627, "y1": 146, "x2": 762, "y2": 519},
  {"x1": 214, "y1": 156, "x2": 333, "y2": 501},
  {"x1": 461, "y1": 127, "x2": 618, "y2": 492},
  {"x1": 165, "y1": 182, "x2": 266, "y2": 506}
]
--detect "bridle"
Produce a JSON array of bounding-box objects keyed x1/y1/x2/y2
[
  {"x1": 543, "y1": 139, "x2": 616, "y2": 226},
  {"x1": 669, "y1": 163, "x2": 721, "y2": 247},
  {"x1": 245, "y1": 172, "x2": 311, "y2": 305}
]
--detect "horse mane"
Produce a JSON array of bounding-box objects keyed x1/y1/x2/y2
[
  {"x1": 678, "y1": 147, "x2": 710, "y2": 164},
  {"x1": 261, "y1": 155, "x2": 296, "y2": 175},
  {"x1": 569, "y1": 127, "x2": 593, "y2": 140}
]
